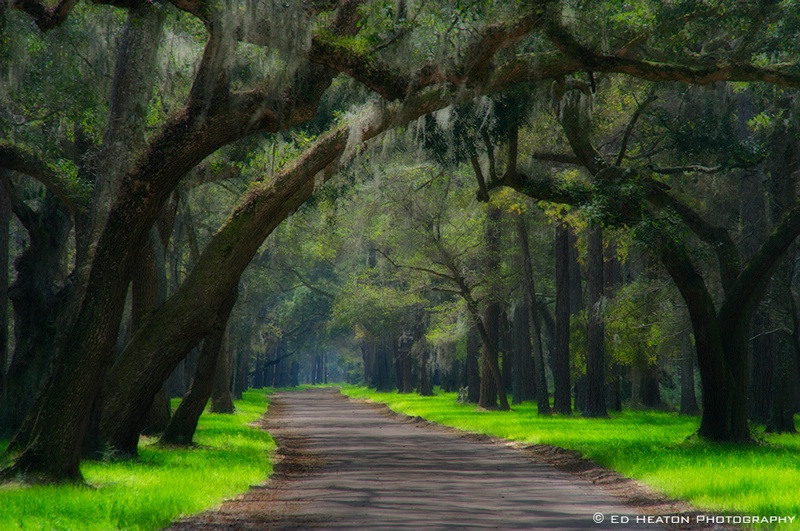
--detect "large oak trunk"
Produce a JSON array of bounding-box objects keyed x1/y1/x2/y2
[{"x1": 660, "y1": 239, "x2": 750, "y2": 442}]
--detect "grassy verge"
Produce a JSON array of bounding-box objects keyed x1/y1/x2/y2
[
  {"x1": 341, "y1": 386, "x2": 800, "y2": 529},
  {"x1": 0, "y1": 389, "x2": 274, "y2": 531}
]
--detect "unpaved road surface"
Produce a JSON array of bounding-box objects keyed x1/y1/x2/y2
[{"x1": 167, "y1": 388, "x2": 704, "y2": 530}]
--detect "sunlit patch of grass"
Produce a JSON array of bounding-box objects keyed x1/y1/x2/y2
[
  {"x1": 0, "y1": 389, "x2": 274, "y2": 531},
  {"x1": 342, "y1": 386, "x2": 800, "y2": 530}
]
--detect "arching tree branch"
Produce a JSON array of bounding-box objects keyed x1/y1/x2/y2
[{"x1": 0, "y1": 143, "x2": 87, "y2": 214}]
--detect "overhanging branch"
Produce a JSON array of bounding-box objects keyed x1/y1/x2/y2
[{"x1": 0, "y1": 143, "x2": 87, "y2": 214}]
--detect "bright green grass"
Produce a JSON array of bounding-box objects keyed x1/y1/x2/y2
[
  {"x1": 342, "y1": 386, "x2": 800, "y2": 529},
  {"x1": 0, "y1": 389, "x2": 275, "y2": 531}
]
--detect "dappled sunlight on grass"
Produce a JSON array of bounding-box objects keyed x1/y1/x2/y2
[
  {"x1": 342, "y1": 386, "x2": 800, "y2": 530},
  {"x1": 0, "y1": 389, "x2": 274, "y2": 531}
]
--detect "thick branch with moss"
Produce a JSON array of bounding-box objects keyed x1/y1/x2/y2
[
  {"x1": 0, "y1": 143, "x2": 89, "y2": 214},
  {"x1": 546, "y1": 17, "x2": 800, "y2": 89}
]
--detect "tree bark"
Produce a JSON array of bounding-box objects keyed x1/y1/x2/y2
[
  {"x1": 584, "y1": 225, "x2": 607, "y2": 417},
  {"x1": 511, "y1": 301, "x2": 535, "y2": 405},
  {"x1": 479, "y1": 301, "x2": 501, "y2": 409},
  {"x1": 553, "y1": 222, "x2": 572, "y2": 414},
  {"x1": 763, "y1": 267, "x2": 797, "y2": 433},
  {"x1": 516, "y1": 213, "x2": 549, "y2": 412},
  {"x1": 233, "y1": 341, "x2": 249, "y2": 399},
  {"x1": 396, "y1": 331, "x2": 414, "y2": 393},
  {"x1": 376, "y1": 336, "x2": 395, "y2": 391},
  {"x1": 160, "y1": 288, "x2": 237, "y2": 446},
  {"x1": 210, "y1": 321, "x2": 235, "y2": 413},
  {"x1": 417, "y1": 341, "x2": 433, "y2": 397},
  {"x1": 568, "y1": 228, "x2": 583, "y2": 316},
  {"x1": 1, "y1": 192, "x2": 72, "y2": 436},
  {"x1": 603, "y1": 239, "x2": 622, "y2": 412},
  {"x1": 131, "y1": 227, "x2": 171, "y2": 433},
  {"x1": 160, "y1": 332, "x2": 220, "y2": 446},
  {"x1": 679, "y1": 325, "x2": 701, "y2": 415},
  {"x1": 141, "y1": 388, "x2": 172, "y2": 435},
  {"x1": 749, "y1": 310, "x2": 773, "y2": 424},
  {"x1": 763, "y1": 141, "x2": 798, "y2": 434},
  {"x1": 477, "y1": 204, "x2": 509, "y2": 410},
  {"x1": 765, "y1": 331, "x2": 797, "y2": 433},
  {"x1": 465, "y1": 327, "x2": 480, "y2": 403},
  {"x1": 500, "y1": 310, "x2": 513, "y2": 392},
  {"x1": 606, "y1": 364, "x2": 622, "y2": 412},
  {"x1": 657, "y1": 236, "x2": 748, "y2": 441},
  {"x1": 362, "y1": 341, "x2": 374, "y2": 388},
  {"x1": 0, "y1": 183, "x2": 9, "y2": 403},
  {"x1": 631, "y1": 359, "x2": 662, "y2": 409}
]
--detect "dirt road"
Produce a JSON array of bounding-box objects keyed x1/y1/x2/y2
[{"x1": 167, "y1": 388, "x2": 693, "y2": 530}]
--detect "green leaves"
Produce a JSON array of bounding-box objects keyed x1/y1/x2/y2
[
  {"x1": 605, "y1": 277, "x2": 677, "y2": 368},
  {"x1": 329, "y1": 273, "x2": 424, "y2": 338}
]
